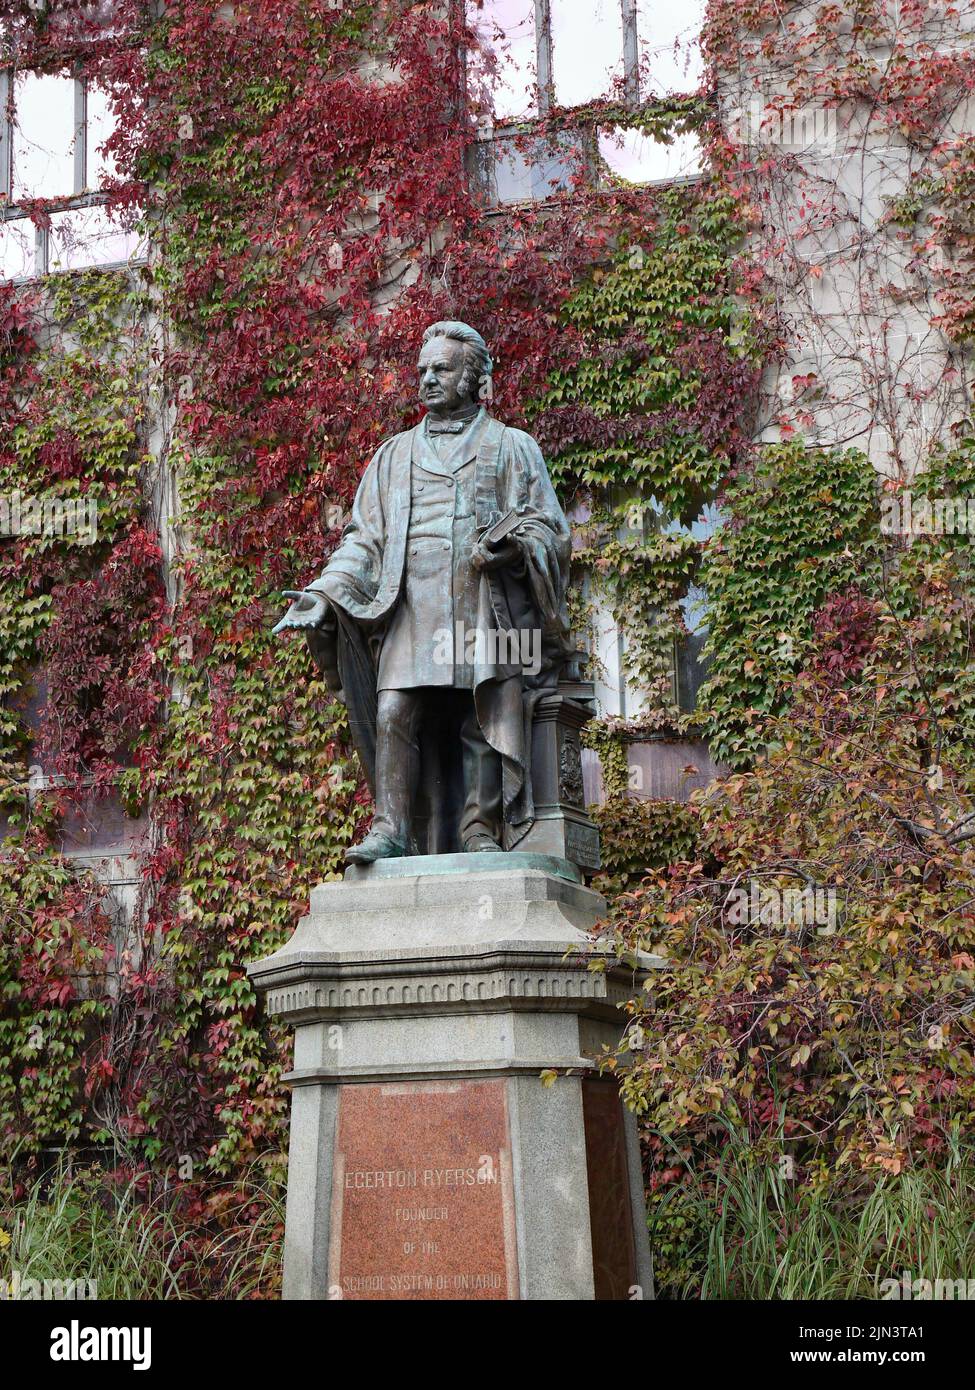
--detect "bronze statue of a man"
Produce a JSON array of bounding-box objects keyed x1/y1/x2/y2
[{"x1": 275, "y1": 321, "x2": 573, "y2": 864}]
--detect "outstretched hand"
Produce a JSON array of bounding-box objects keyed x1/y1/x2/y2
[{"x1": 272, "y1": 589, "x2": 331, "y2": 634}]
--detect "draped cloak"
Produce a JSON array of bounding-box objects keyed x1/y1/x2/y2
[{"x1": 303, "y1": 411, "x2": 573, "y2": 851}]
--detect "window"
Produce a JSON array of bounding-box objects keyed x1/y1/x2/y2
[
  {"x1": 597, "y1": 124, "x2": 702, "y2": 184},
  {"x1": 635, "y1": 0, "x2": 705, "y2": 98},
  {"x1": 581, "y1": 495, "x2": 719, "y2": 719},
  {"x1": 467, "y1": 0, "x2": 706, "y2": 204},
  {"x1": 550, "y1": 0, "x2": 626, "y2": 109},
  {"x1": 0, "y1": 69, "x2": 142, "y2": 281},
  {"x1": 468, "y1": 0, "x2": 539, "y2": 123},
  {"x1": 468, "y1": 127, "x2": 590, "y2": 205}
]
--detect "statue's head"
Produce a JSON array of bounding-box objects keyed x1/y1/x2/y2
[{"x1": 418, "y1": 320, "x2": 493, "y2": 415}]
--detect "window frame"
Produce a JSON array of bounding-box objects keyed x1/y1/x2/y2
[
  {"x1": 0, "y1": 65, "x2": 141, "y2": 280},
  {"x1": 465, "y1": 0, "x2": 699, "y2": 209},
  {"x1": 470, "y1": 0, "x2": 643, "y2": 120}
]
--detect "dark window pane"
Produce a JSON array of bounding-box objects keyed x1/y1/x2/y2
[{"x1": 490, "y1": 131, "x2": 584, "y2": 204}]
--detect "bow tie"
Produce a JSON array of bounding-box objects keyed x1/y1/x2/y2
[{"x1": 427, "y1": 417, "x2": 475, "y2": 436}]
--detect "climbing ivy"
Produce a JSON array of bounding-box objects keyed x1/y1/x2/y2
[
  {"x1": 17, "y1": 0, "x2": 970, "y2": 1196},
  {"x1": 0, "y1": 0, "x2": 765, "y2": 1175},
  {"x1": 693, "y1": 442, "x2": 884, "y2": 767},
  {"x1": 537, "y1": 170, "x2": 760, "y2": 726}
]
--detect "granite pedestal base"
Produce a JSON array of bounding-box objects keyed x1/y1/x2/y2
[{"x1": 247, "y1": 854, "x2": 658, "y2": 1301}]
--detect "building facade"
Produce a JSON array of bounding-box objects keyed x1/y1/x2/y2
[{"x1": 1, "y1": 0, "x2": 972, "y2": 1167}]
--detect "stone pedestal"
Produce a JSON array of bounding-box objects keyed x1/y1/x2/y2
[{"x1": 247, "y1": 854, "x2": 658, "y2": 1301}]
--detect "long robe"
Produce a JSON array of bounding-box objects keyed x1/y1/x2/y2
[{"x1": 304, "y1": 411, "x2": 573, "y2": 850}]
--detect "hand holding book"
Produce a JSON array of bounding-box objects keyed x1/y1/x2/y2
[{"x1": 472, "y1": 508, "x2": 540, "y2": 573}]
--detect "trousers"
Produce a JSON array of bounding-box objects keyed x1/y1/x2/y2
[{"x1": 371, "y1": 687, "x2": 502, "y2": 849}]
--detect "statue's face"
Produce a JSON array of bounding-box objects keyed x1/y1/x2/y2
[{"x1": 417, "y1": 336, "x2": 473, "y2": 415}]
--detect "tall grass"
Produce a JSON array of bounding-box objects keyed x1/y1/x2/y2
[
  {"x1": 2, "y1": 1166, "x2": 183, "y2": 1299},
  {"x1": 7, "y1": 1137, "x2": 973, "y2": 1300},
  {"x1": 654, "y1": 1128, "x2": 975, "y2": 1300},
  {"x1": 0, "y1": 1158, "x2": 284, "y2": 1300}
]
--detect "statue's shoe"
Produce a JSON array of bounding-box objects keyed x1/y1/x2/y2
[
  {"x1": 463, "y1": 834, "x2": 504, "y2": 853},
  {"x1": 345, "y1": 831, "x2": 408, "y2": 865}
]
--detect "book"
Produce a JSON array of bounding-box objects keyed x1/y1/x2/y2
[{"x1": 478, "y1": 508, "x2": 541, "y2": 547}]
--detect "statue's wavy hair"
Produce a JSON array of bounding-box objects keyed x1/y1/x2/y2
[{"x1": 422, "y1": 320, "x2": 494, "y2": 401}]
